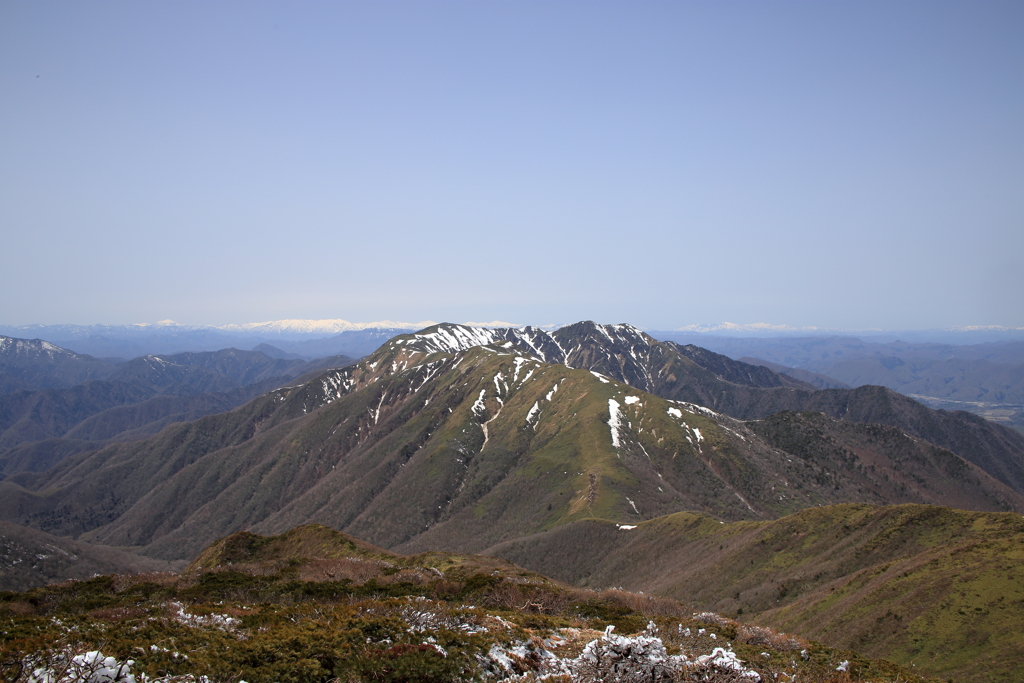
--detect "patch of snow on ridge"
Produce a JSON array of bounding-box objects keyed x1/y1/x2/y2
[
  {"x1": 595, "y1": 324, "x2": 616, "y2": 343},
  {"x1": 319, "y1": 371, "x2": 353, "y2": 405},
  {"x1": 526, "y1": 401, "x2": 541, "y2": 428},
  {"x1": 673, "y1": 400, "x2": 725, "y2": 420},
  {"x1": 591, "y1": 371, "x2": 610, "y2": 384},
  {"x1": 667, "y1": 407, "x2": 682, "y2": 419},
  {"x1": 624, "y1": 395, "x2": 640, "y2": 405},
  {"x1": 626, "y1": 497, "x2": 640, "y2": 515},
  {"x1": 546, "y1": 383, "x2": 559, "y2": 401},
  {"x1": 472, "y1": 389, "x2": 487, "y2": 416},
  {"x1": 608, "y1": 399, "x2": 624, "y2": 449},
  {"x1": 617, "y1": 524, "x2": 637, "y2": 530},
  {"x1": 512, "y1": 356, "x2": 529, "y2": 382},
  {"x1": 411, "y1": 325, "x2": 504, "y2": 354}
]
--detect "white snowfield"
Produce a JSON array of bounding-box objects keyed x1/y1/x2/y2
[
  {"x1": 212, "y1": 318, "x2": 548, "y2": 335},
  {"x1": 214, "y1": 318, "x2": 438, "y2": 334}
]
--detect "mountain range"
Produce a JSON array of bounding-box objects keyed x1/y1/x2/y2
[
  {"x1": 2, "y1": 321, "x2": 1023, "y2": 681},
  {"x1": 653, "y1": 333, "x2": 1024, "y2": 435},
  {"x1": 0, "y1": 336, "x2": 354, "y2": 476},
  {"x1": 1, "y1": 322, "x2": 1020, "y2": 553}
]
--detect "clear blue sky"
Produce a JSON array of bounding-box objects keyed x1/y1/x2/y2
[{"x1": 2, "y1": 1, "x2": 1022, "y2": 330}]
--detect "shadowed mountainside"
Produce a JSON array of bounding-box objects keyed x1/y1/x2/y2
[
  {"x1": 0, "y1": 520, "x2": 180, "y2": 592},
  {"x1": 0, "y1": 341, "x2": 354, "y2": 475}
]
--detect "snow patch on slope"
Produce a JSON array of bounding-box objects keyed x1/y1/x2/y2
[{"x1": 608, "y1": 399, "x2": 624, "y2": 449}]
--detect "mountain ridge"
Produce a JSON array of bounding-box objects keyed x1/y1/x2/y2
[{"x1": 2, "y1": 328, "x2": 1020, "y2": 566}]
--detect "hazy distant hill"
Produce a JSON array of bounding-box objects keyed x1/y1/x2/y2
[
  {"x1": 738, "y1": 357, "x2": 850, "y2": 389},
  {"x1": 0, "y1": 320, "x2": 424, "y2": 359},
  {"x1": 657, "y1": 334, "x2": 1024, "y2": 432},
  {"x1": 0, "y1": 338, "x2": 354, "y2": 475}
]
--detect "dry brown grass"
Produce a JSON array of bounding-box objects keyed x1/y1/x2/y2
[
  {"x1": 484, "y1": 581, "x2": 575, "y2": 614},
  {"x1": 0, "y1": 601, "x2": 35, "y2": 615},
  {"x1": 296, "y1": 557, "x2": 397, "y2": 582},
  {"x1": 735, "y1": 623, "x2": 806, "y2": 651},
  {"x1": 593, "y1": 588, "x2": 690, "y2": 618}
]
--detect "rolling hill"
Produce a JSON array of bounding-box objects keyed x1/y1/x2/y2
[
  {"x1": 486, "y1": 503, "x2": 1024, "y2": 683},
  {"x1": 0, "y1": 522, "x2": 929, "y2": 683}
]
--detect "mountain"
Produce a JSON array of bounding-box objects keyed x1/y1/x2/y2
[
  {"x1": 0, "y1": 336, "x2": 115, "y2": 394},
  {"x1": 268, "y1": 329, "x2": 422, "y2": 359},
  {"x1": 105, "y1": 348, "x2": 327, "y2": 395},
  {"x1": 2, "y1": 328, "x2": 1019, "y2": 566},
  {"x1": 0, "y1": 341, "x2": 355, "y2": 475},
  {"x1": 391, "y1": 323, "x2": 1024, "y2": 496},
  {"x1": 486, "y1": 503, "x2": 1024, "y2": 683},
  {"x1": 656, "y1": 326, "x2": 1024, "y2": 344},
  {"x1": 250, "y1": 343, "x2": 305, "y2": 360},
  {"x1": 3, "y1": 323, "x2": 1021, "y2": 680},
  {"x1": 213, "y1": 318, "x2": 437, "y2": 335},
  {"x1": 0, "y1": 319, "x2": 436, "y2": 359},
  {"x1": 0, "y1": 345, "x2": 821, "y2": 560},
  {"x1": 738, "y1": 357, "x2": 851, "y2": 389},
  {"x1": 656, "y1": 334, "x2": 1024, "y2": 432}
]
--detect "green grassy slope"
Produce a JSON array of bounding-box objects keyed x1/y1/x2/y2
[{"x1": 486, "y1": 503, "x2": 1024, "y2": 683}]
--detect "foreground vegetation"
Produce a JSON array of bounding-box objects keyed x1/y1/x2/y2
[
  {"x1": 0, "y1": 526, "x2": 930, "y2": 683},
  {"x1": 489, "y1": 504, "x2": 1024, "y2": 683}
]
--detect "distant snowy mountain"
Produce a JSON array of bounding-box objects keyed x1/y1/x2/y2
[{"x1": 212, "y1": 319, "x2": 439, "y2": 335}]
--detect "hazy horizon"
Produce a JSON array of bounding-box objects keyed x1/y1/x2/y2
[
  {"x1": 2, "y1": 316, "x2": 1023, "y2": 338},
  {"x1": 3, "y1": 2, "x2": 1022, "y2": 330}
]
